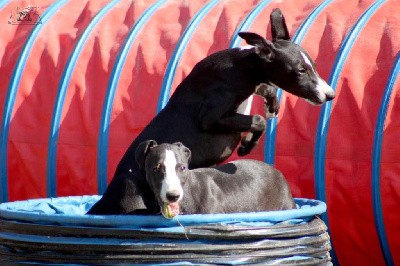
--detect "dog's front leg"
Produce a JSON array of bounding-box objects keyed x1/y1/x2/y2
[
  {"x1": 200, "y1": 110, "x2": 266, "y2": 133},
  {"x1": 199, "y1": 98, "x2": 266, "y2": 156},
  {"x1": 234, "y1": 84, "x2": 279, "y2": 156},
  {"x1": 199, "y1": 97, "x2": 266, "y2": 133},
  {"x1": 255, "y1": 83, "x2": 279, "y2": 118}
]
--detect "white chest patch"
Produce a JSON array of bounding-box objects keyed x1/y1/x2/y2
[
  {"x1": 237, "y1": 95, "x2": 254, "y2": 115},
  {"x1": 239, "y1": 45, "x2": 254, "y2": 51},
  {"x1": 161, "y1": 150, "x2": 183, "y2": 202}
]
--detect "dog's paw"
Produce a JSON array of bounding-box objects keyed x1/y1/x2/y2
[
  {"x1": 238, "y1": 142, "x2": 257, "y2": 156},
  {"x1": 251, "y1": 115, "x2": 266, "y2": 131},
  {"x1": 264, "y1": 99, "x2": 279, "y2": 119},
  {"x1": 238, "y1": 145, "x2": 250, "y2": 156},
  {"x1": 238, "y1": 134, "x2": 256, "y2": 156},
  {"x1": 240, "y1": 132, "x2": 252, "y2": 146},
  {"x1": 265, "y1": 110, "x2": 278, "y2": 119}
]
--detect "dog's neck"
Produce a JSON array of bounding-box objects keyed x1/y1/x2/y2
[
  {"x1": 180, "y1": 169, "x2": 193, "y2": 187},
  {"x1": 235, "y1": 47, "x2": 278, "y2": 86}
]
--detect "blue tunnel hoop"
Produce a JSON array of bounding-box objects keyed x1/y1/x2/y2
[
  {"x1": 0, "y1": 1, "x2": 398, "y2": 264},
  {"x1": 97, "y1": 0, "x2": 167, "y2": 195},
  {"x1": 371, "y1": 52, "x2": 400, "y2": 266},
  {"x1": 47, "y1": 0, "x2": 120, "y2": 199},
  {"x1": 313, "y1": 1, "x2": 391, "y2": 265},
  {"x1": 264, "y1": 0, "x2": 334, "y2": 166},
  {"x1": 0, "y1": 0, "x2": 69, "y2": 204},
  {"x1": 157, "y1": 0, "x2": 221, "y2": 112}
]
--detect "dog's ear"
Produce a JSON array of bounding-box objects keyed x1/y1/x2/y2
[
  {"x1": 270, "y1": 8, "x2": 290, "y2": 41},
  {"x1": 135, "y1": 140, "x2": 157, "y2": 170},
  {"x1": 238, "y1": 32, "x2": 275, "y2": 62},
  {"x1": 173, "y1": 142, "x2": 191, "y2": 163}
]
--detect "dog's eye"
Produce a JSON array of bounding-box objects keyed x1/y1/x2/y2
[
  {"x1": 299, "y1": 67, "x2": 307, "y2": 74},
  {"x1": 153, "y1": 164, "x2": 161, "y2": 173},
  {"x1": 178, "y1": 164, "x2": 186, "y2": 171}
]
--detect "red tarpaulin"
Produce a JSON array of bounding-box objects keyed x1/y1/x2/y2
[{"x1": 1, "y1": 1, "x2": 399, "y2": 265}]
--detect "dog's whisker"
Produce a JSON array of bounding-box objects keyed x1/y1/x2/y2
[{"x1": 175, "y1": 216, "x2": 189, "y2": 240}]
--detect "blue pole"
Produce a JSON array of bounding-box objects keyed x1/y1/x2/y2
[
  {"x1": 156, "y1": 0, "x2": 221, "y2": 113},
  {"x1": 370, "y1": 53, "x2": 400, "y2": 266},
  {"x1": 264, "y1": 0, "x2": 334, "y2": 165},
  {"x1": 228, "y1": 0, "x2": 273, "y2": 49},
  {"x1": 0, "y1": 0, "x2": 10, "y2": 10},
  {"x1": 47, "y1": 0, "x2": 120, "y2": 198},
  {"x1": 314, "y1": 0, "x2": 387, "y2": 264},
  {"x1": 97, "y1": 0, "x2": 166, "y2": 194},
  {"x1": 0, "y1": 0, "x2": 69, "y2": 203},
  {"x1": 314, "y1": 0, "x2": 386, "y2": 214}
]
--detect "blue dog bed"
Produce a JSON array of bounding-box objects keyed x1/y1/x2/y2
[{"x1": 0, "y1": 196, "x2": 332, "y2": 265}]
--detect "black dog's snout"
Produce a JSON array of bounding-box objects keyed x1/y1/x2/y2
[
  {"x1": 326, "y1": 91, "x2": 336, "y2": 101},
  {"x1": 166, "y1": 190, "x2": 181, "y2": 202}
]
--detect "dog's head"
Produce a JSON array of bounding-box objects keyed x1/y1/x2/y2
[
  {"x1": 239, "y1": 8, "x2": 335, "y2": 105},
  {"x1": 135, "y1": 140, "x2": 191, "y2": 219}
]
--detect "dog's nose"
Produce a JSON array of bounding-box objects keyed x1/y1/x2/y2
[
  {"x1": 166, "y1": 190, "x2": 181, "y2": 202},
  {"x1": 326, "y1": 91, "x2": 336, "y2": 101}
]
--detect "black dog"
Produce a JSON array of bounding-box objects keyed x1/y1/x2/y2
[
  {"x1": 88, "y1": 9, "x2": 334, "y2": 215},
  {"x1": 136, "y1": 140, "x2": 295, "y2": 217}
]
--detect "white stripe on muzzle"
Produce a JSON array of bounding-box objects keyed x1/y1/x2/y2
[
  {"x1": 160, "y1": 150, "x2": 183, "y2": 202},
  {"x1": 300, "y1": 51, "x2": 335, "y2": 103}
]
